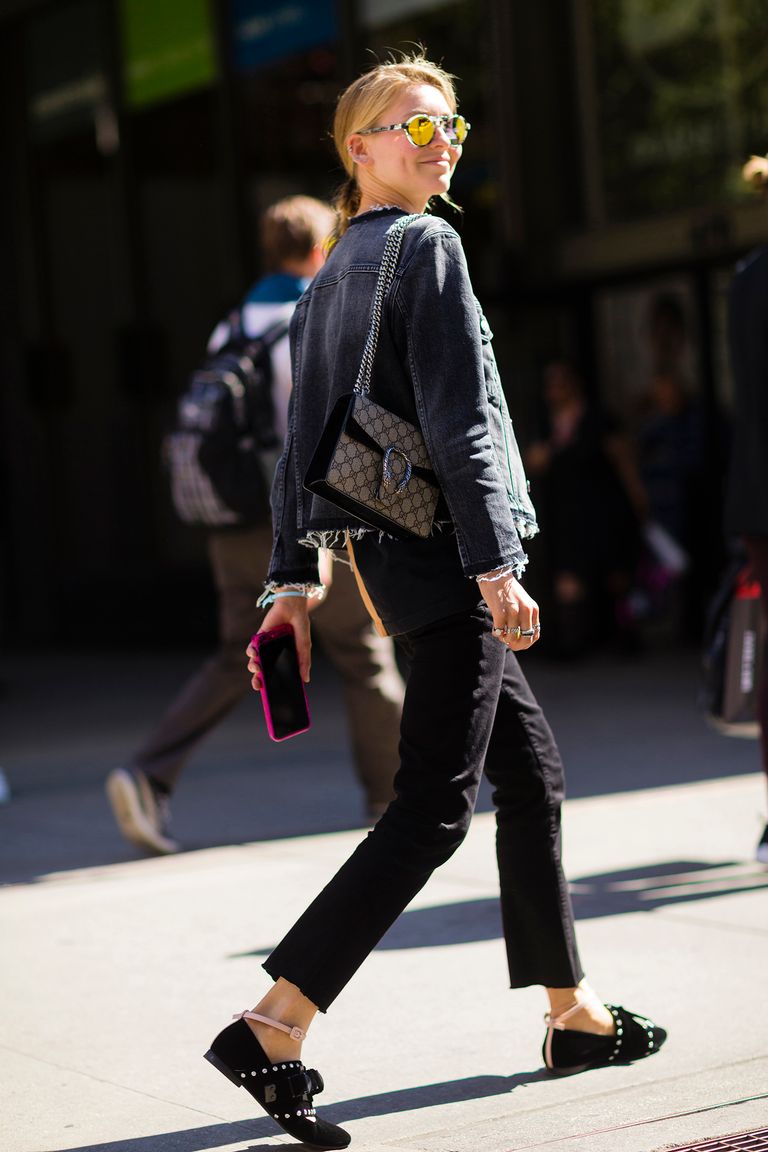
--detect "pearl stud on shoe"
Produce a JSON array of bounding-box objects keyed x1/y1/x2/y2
[
  {"x1": 543, "y1": 1002, "x2": 667, "y2": 1075},
  {"x1": 204, "y1": 1011, "x2": 350, "y2": 1149}
]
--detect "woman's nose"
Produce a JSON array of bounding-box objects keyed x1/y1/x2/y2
[{"x1": 431, "y1": 119, "x2": 460, "y2": 149}]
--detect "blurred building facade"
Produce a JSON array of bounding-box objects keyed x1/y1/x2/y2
[{"x1": 1, "y1": 0, "x2": 767, "y2": 646}]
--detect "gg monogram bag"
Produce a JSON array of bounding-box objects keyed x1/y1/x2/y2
[{"x1": 304, "y1": 215, "x2": 439, "y2": 539}]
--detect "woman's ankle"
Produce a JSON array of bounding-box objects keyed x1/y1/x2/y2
[
  {"x1": 545, "y1": 980, "x2": 614, "y2": 1035},
  {"x1": 245, "y1": 979, "x2": 318, "y2": 1062},
  {"x1": 245, "y1": 1016, "x2": 304, "y2": 1063}
]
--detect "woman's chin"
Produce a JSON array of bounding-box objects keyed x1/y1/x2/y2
[{"x1": 424, "y1": 175, "x2": 452, "y2": 200}]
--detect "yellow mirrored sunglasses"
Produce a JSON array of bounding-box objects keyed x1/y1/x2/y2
[{"x1": 358, "y1": 113, "x2": 470, "y2": 149}]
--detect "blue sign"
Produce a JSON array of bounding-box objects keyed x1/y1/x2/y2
[{"x1": 232, "y1": 0, "x2": 337, "y2": 72}]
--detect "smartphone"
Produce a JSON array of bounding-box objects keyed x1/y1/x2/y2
[{"x1": 251, "y1": 624, "x2": 311, "y2": 741}]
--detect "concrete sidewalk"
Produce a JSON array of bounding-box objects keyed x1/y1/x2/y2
[{"x1": 2, "y1": 647, "x2": 768, "y2": 1152}]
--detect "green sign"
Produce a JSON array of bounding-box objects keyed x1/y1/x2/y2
[
  {"x1": 26, "y1": 0, "x2": 108, "y2": 140},
  {"x1": 120, "y1": 0, "x2": 216, "y2": 109}
]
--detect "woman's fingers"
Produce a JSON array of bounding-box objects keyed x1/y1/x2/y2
[
  {"x1": 244, "y1": 599, "x2": 313, "y2": 690},
  {"x1": 246, "y1": 643, "x2": 263, "y2": 691},
  {"x1": 480, "y1": 574, "x2": 541, "y2": 649},
  {"x1": 491, "y1": 621, "x2": 541, "y2": 648}
]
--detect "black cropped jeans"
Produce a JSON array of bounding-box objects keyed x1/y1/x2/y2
[{"x1": 264, "y1": 603, "x2": 584, "y2": 1011}]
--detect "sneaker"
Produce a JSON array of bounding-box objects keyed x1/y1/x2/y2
[
  {"x1": 757, "y1": 823, "x2": 768, "y2": 865},
  {"x1": 105, "y1": 768, "x2": 179, "y2": 855}
]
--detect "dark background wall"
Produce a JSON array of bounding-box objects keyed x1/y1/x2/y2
[{"x1": 1, "y1": 0, "x2": 766, "y2": 648}]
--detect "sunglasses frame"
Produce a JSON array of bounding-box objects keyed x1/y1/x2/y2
[{"x1": 357, "y1": 113, "x2": 471, "y2": 149}]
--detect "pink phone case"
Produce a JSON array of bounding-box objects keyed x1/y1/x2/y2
[{"x1": 251, "y1": 625, "x2": 311, "y2": 741}]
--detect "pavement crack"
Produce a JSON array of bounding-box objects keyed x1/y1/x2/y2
[
  {"x1": 381, "y1": 1057, "x2": 768, "y2": 1149},
  {"x1": 0, "y1": 1043, "x2": 230, "y2": 1122},
  {"x1": 501, "y1": 1089, "x2": 768, "y2": 1150}
]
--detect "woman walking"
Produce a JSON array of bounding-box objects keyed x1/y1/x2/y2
[{"x1": 205, "y1": 53, "x2": 667, "y2": 1150}]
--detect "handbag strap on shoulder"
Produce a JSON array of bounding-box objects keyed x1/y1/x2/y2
[{"x1": 354, "y1": 213, "x2": 422, "y2": 396}]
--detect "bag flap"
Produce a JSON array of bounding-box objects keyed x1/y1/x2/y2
[{"x1": 350, "y1": 395, "x2": 432, "y2": 471}]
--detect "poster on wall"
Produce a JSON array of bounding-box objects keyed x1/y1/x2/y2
[
  {"x1": 232, "y1": 0, "x2": 337, "y2": 72},
  {"x1": 26, "y1": 0, "x2": 109, "y2": 141},
  {"x1": 119, "y1": 0, "x2": 216, "y2": 109}
]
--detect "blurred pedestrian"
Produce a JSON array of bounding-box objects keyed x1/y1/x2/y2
[
  {"x1": 635, "y1": 368, "x2": 704, "y2": 554},
  {"x1": 724, "y1": 153, "x2": 768, "y2": 864},
  {"x1": 635, "y1": 293, "x2": 722, "y2": 640},
  {"x1": 525, "y1": 358, "x2": 643, "y2": 656},
  {"x1": 106, "y1": 196, "x2": 404, "y2": 855},
  {"x1": 204, "y1": 54, "x2": 667, "y2": 1151}
]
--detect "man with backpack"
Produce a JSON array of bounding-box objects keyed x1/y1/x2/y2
[{"x1": 106, "y1": 196, "x2": 403, "y2": 854}]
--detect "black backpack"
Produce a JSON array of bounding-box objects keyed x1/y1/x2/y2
[{"x1": 164, "y1": 311, "x2": 290, "y2": 527}]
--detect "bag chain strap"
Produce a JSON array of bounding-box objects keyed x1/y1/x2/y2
[{"x1": 354, "y1": 214, "x2": 422, "y2": 396}]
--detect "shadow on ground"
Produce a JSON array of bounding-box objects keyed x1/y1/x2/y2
[
  {"x1": 48, "y1": 1070, "x2": 548, "y2": 1152},
  {"x1": 0, "y1": 647, "x2": 760, "y2": 884},
  {"x1": 230, "y1": 859, "x2": 768, "y2": 959}
]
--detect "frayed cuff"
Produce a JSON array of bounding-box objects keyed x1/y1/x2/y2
[{"x1": 474, "y1": 555, "x2": 529, "y2": 583}]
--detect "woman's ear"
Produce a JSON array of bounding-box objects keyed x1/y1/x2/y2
[{"x1": 347, "y1": 135, "x2": 369, "y2": 165}]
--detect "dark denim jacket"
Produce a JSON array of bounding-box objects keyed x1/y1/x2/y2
[{"x1": 268, "y1": 208, "x2": 538, "y2": 586}]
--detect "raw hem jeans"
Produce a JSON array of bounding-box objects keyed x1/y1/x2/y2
[{"x1": 263, "y1": 604, "x2": 584, "y2": 1010}]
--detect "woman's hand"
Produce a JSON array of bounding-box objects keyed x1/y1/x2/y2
[
  {"x1": 479, "y1": 574, "x2": 541, "y2": 650},
  {"x1": 246, "y1": 595, "x2": 312, "y2": 690}
]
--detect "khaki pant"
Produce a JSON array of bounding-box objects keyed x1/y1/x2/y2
[{"x1": 131, "y1": 527, "x2": 403, "y2": 808}]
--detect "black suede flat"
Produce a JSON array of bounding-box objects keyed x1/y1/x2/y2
[
  {"x1": 205, "y1": 1013, "x2": 350, "y2": 1149},
  {"x1": 543, "y1": 1002, "x2": 667, "y2": 1075}
]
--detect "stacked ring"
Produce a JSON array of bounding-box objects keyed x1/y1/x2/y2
[{"x1": 492, "y1": 624, "x2": 542, "y2": 639}]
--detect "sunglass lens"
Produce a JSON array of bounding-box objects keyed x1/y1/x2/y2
[
  {"x1": 451, "y1": 116, "x2": 468, "y2": 144},
  {"x1": 406, "y1": 116, "x2": 435, "y2": 146}
]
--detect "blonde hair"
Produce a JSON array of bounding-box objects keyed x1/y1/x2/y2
[
  {"x1": 329, "y1": 51, "x2": 459, "y2": 246},
  {"x1": 260, "y1": 195, "x2": 335, "y2": 272},
  {"x1": 742, "y1": 154, "x2": 768, "y2": 194}
]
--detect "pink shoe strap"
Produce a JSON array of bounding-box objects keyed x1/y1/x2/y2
[
  {"x1": 234, "y1": 1009, "x2": 307, "y2": 1042},
  {"x1": 544, "y1": 1000, "x2": 588, "y2": 1030}
]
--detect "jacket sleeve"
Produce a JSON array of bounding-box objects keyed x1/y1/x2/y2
[
  {"x1": 266, "y1": 420, "x2": 321, "y2": 587},
  {"x1": 396, "y1": 229, "x2": 527, "y2": 577}
]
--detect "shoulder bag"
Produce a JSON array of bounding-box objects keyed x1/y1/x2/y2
[{"x1": 304, "y1": 214, "x2": 439, "y2": 539}]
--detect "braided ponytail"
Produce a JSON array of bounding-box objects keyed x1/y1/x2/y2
[{"x1": 328, "y1": 176, "x2": 361, "y2": 250}]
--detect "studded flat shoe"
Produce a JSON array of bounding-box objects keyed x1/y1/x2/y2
[
  {"x1": 543, "y1": 1002, "x2": 667, "y2": 1075},
  {"x1": 204, "y1": 1010, "x2": 351, "y2": 1149}
]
